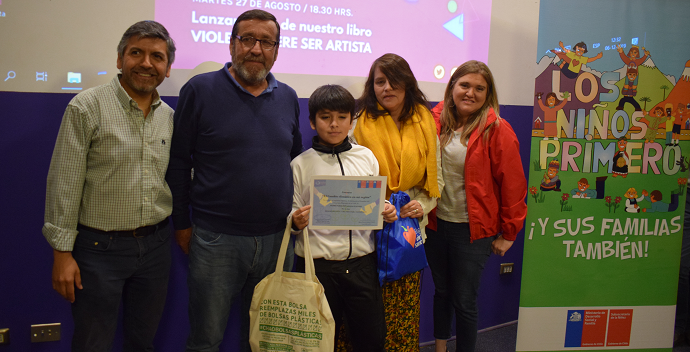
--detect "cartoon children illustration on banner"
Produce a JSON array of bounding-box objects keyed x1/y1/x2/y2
[
  {"x1": 530, "y1": 38, "x2": 690, "y2": 223},
  {"x1": 517, "y1": 2, "x2": 690, "y2": 351}
]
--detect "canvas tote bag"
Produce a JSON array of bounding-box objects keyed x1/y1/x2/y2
[{"x1": 249, "y1": 216, "x2": 336, "y2": 352}]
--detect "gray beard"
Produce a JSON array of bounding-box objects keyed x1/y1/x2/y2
[{"x1": 234, "y1": 62, "x2": 268, "y2": 85}]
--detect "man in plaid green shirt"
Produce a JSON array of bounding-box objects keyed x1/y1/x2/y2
[{"x1": 42, "y1": 21, "x2": 176, "y2": 352}]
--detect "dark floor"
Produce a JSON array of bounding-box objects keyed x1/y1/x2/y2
[
  {"x1": 420, "y1": 324, "x2": 518, "y2": 352},
  {"x1": 676, "y1": 335, "x2": 690, "y2": 352},
  {"x1": 420, "y1": 323, "x2": 690, "y2": 352}
]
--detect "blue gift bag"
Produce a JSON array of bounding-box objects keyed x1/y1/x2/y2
[{"x1": 376, "y1": 191, "x2": 428, "y2": 285}]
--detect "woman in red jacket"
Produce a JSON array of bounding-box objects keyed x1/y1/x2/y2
[{"x1": 426, "y1": 61, "x2": 527, "y2": 352}]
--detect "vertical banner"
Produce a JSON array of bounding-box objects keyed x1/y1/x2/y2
[{"x1": 517, "y1": 1, "x2": 690, "y2": 351}]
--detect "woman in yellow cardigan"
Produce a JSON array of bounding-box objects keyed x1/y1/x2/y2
[{"x1": 350, "y1": 53, "x2": 443, "y2": 351}]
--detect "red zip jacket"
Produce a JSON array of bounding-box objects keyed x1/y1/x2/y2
[{"x1": 429, "y1": 102, "x2": 527, "y2": 242}]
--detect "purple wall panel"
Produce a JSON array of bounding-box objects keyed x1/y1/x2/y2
[
  {"x1": 475, "y1": 104, "x2": 532, "y2": 330},
  {"x1": 0, "y1": 92, "x2": 531, "y2": 351},
  {"x1": 1, "y1": 91, "x2": 75, "y2": 352}
]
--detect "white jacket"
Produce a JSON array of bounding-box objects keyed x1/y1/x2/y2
[{"x1": 291, "y1": 144, "x2": 380, "y2": 260}]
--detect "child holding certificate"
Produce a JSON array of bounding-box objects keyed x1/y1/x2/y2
[{"x1": 290, "y1": 85, "x2": 397, "y2": 351}]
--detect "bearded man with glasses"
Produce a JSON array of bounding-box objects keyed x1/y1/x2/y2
[{"x1": 166, "y1": 9, "x2": 303, "y2": 352}]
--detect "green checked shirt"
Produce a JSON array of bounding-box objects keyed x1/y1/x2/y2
[{"x1": 43, "y1": 76, "x2": 174, "y2": 251}]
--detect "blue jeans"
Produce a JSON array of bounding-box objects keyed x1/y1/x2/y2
[
  {"x1": 424, "y1": 220, "x2": 493, "y2": 352},
  {"x1": 71, "y1": 223, "x2": 171, "y2": 352},
  {"x1": 186, "y1": 226, "x2": 287, "y2": 352}
]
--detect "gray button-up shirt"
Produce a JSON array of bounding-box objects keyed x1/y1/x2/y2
[{"x1": 43, "y1": 76, "x2": 174, "y2": 251}]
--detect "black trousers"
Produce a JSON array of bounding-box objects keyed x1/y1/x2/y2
[{"x1": 296, "y1": 252, "x2": 386, "y2": 352}]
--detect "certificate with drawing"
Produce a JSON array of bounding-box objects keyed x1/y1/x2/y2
[{"x1": 308, "y1": 176, "x2": 388, "y2": 230}]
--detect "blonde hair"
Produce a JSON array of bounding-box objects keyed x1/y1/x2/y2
[{"x1": 439, "y1": 60, "x2": 500, "y2": 148}]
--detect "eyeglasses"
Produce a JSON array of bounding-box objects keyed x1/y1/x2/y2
[{"x1": 234, "y1": 35, "x2": 278, "y2": 51}]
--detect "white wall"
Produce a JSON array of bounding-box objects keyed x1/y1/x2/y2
[{"x1": 488, "y1": 0, "x2": 540, "y2": 106}]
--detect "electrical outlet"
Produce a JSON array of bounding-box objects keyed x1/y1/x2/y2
[
  {"x1": 500, "y1": 263, "x2": 514, "y2": 275},
  {"x1": 30, "y1": 323, "x2": 61, "y2": 343},
  {"x1": 0, "y1": 328, "x2": 9, "y2": 344}
]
